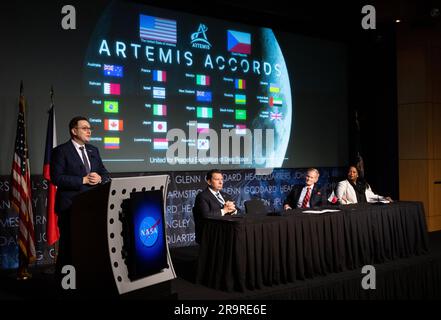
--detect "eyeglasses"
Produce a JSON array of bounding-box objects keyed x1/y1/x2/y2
[{"x1": 76, "y1": 126, "x2": 93, "y2": 132}]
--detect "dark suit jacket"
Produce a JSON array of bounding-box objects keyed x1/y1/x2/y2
[
  {"x1": 192, "y1": 187, "x2": 235, "y2": 244},
  {"x1": 50, "y1": 140, "x2": 110, "y2": 214},
  {"x1": 283, "y1": 184, "x2": 326, "y2": 209}
]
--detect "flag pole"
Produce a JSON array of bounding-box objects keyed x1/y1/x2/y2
[
  {"x1": 45, "y1": 85, "x2": 60, "y2": 254},
  {"x1": 50, "y1": 85, "x2": 54, "y2": 106},
  {"x1": 354, "y1": 110, "x2": 365, "y2": 179},
  {"x1": 18, "y1": 81, "x2": 31, "y2": 280},
  {"x1": 14, "y1": 81, "x2": 36, "y2": 280}
]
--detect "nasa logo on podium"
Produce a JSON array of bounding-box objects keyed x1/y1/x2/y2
[{"x1": 139, "y1": 216, "x2": 160, "y2": 247}]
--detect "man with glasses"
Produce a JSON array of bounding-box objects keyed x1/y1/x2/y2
[
  {"x1": 50, "y1": 116, "x2": 110, "y2": 274},
  {"x1": 192, "y1": 169, "x2": 238, "y2": 244}
]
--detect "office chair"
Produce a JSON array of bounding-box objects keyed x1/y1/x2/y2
[{"x1": 244, "y1": 198, "x2": 270, "y2": 216}]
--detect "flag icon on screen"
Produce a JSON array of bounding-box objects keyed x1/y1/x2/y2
[
  {"x1": 104, "y1": 137, "x2": 120, "y2": 149},
  {"x1": 153, "y1": 70, "x2": 167, "y2": 82},
  {"x1": 269, "y1": 83, "x2": 280, "y2": 93},
  {"x1": 235, "y1": 79, "x2": 246, "y2": 89},
  {"x1": 197, "y1": 123, "x2": 209, "y2": 133},
  {"x1": 104, "y1": 119, "x2": 124, "y2": 131},
  {"x1": 270, "y1": 111, "x2": 283, "y2": 120},
  {"x1": 153, "y1": 87, "x2": 166, "y2": 99},
  {"x1": 139, "y1": 15, "x2": 177, "y2": 44},
  {"x1": 196, "y1": 90, "x2": 212, "y2": 102},
  {"x1": 269, "y1": 97, "x2": 283, "y2": 107},
  {"x1": 153, "y1": 138, "x2": 168, "y2": 149},
  {"x1": 196, "y1": 75, "x2": 210, "y2": 86},
  {"x1": 235, "y1": 109, "x2": 246, "y2": 120},
  {"x1": 235, "y1": 94, "x2": 246, "y2": 105},
  {"x1": 153, "y1": 121, "x2": 167, "y2": 133},
  {"x1": 227, "y1": 30, "x2": 251, "y2": 54},
  {"x1": 236, "y1": 124, "x2": 247, "y2": 135},
  {"x1": 103, "y1": 64, "x2": 123, "y2": 77},
  {"x1": 197, "y1": 107, "x2": 213, "y2": 118},
  {"x1": 153, "y1": 104, "x2": 167, "y2": 116},
  {"x1": 197, "y1": 139, "x2": 209, "y2": 150},
  {"x1": 103, "y1": 83, "x2": 120, "y2": 95},
  {"x1": 104, "y1": 101, "x2": 119, "y2": 113}
]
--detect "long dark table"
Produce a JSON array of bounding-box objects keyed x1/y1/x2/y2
[{"x1": 195, "y1": 201, "x2": 429, "y2": 292}]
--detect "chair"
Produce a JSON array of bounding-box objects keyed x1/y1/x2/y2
[{"x1": 244, "y1": 199, "x2": 270, "y2": 216}]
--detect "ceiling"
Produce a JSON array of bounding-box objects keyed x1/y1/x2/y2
[{"x1": 139, "y1": 0, "x2": 441, "y2": 39}]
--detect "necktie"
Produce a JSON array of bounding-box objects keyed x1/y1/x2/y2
[
  {"x1": 302, "y1": 187, "x2": 311, "y2": 208},
  {"x1": 215, "y1": 192, "x2": 225, "y2": 205},
  {"x1": 79, "y1": 146, "x2": 91, "y2": 174}
]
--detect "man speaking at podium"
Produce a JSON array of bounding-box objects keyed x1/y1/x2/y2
[
  {"x1": 51, "y1": 116, "x2": 110, "y2": 273},
  {"x1": 193, "y1": 169, "x2": 238, "y2": 244}
]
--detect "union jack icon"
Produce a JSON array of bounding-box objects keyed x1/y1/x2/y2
[{"x1": 270, "y1": 112, "x2": 283, "y2": 120}]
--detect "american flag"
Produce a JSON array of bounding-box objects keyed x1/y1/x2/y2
[
  {"x1": 140, "y1": 15, "x2": 177, "y2": 43},
  {"x1": 11, "y1": 84, "x2": 36, "y2": 266}
]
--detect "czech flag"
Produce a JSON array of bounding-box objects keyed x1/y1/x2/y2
[
  {"x1": 43, "y1": 104, "x2": 59, "y2": 246},
  {"x1": 227, "y1": 30, "x2": 251, "y2": 54}
]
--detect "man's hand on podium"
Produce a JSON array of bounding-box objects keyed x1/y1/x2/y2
[
  {"x1": 88, "y1": 172, "x2": 102, "y2": 185},
  {"x1": 83, "y1": 172, "x2": 102, "y2": 185}
]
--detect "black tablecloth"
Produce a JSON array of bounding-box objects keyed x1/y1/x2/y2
[{"x1": 196, "y1": 201, "x2": 429, "y2": 292}]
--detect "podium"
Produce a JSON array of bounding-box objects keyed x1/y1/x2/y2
[{"x1": 69, "y1": 175, "x2": 176, "y2": 297}]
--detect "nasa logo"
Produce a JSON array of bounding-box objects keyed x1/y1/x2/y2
[{"x1": 139, "y1": 216, "x2": 160, "y2": 247}]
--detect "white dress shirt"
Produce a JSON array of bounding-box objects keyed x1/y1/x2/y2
[{"x1": 297, "y1": 184, "x2": 314, "y2": 208}]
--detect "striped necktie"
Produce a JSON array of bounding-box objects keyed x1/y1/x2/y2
[
  {"x1": 302, "y1": 187, "x2": 311, "y2": 208},
  {"x1": 79, "y1": 146, "x2": 91, "y2": 174},
  {"x1": 215, "y1": 192, "x2": 225, "y2": 205}
]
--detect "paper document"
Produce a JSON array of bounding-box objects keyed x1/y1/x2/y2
[
  {"x1": 371, "y1": 200, "x2": 391, "y2": 204},
  {"x1": 302, "y1": 209, "x2": 341, "y2": 214}
]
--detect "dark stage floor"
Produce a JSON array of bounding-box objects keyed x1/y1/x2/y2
[{"x1": 1, "y1": 231, "x2": 440, "y2": 300}]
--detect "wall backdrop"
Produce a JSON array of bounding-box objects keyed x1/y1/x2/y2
[{"x1": 0, "y1": 167, "x2": 344, "y2": 269}]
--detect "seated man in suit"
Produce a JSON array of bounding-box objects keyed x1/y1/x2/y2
[
  {"x1": 50, "y1": 116, "x2": 110, "y2": 273},
  {"x1": 283, "y1": 168, "x2": 327, "y2": 210},
  {"x1": 193, "y1": 169, "x2": 237, "y2": 244},
  {"x1": 336, "y1": 165, "x2": 392, "y2": 204}
]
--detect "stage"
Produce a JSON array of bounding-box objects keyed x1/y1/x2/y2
[{"x1": 1, "y1": 231, "x2": 440, "y2": 300}]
